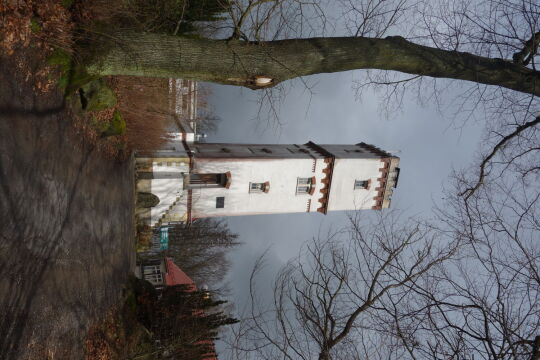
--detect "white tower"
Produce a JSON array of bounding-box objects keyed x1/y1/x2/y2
[
  {"x1": 185, "y1": 142, "x2": 400, "y2": 220},
  {"x1": 136, "y1": 141, "x2": 399, "y2": 226},
  {"x1": 137, "y1": 137, "x2": 399, "y2": 226},
  {"x1": 134, "y1": 81, "x2": 399, "y2": 225}
]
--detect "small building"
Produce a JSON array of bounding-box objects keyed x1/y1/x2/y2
[{"x1": 135, "y1": 257, "x2": 196, "y2": 291}]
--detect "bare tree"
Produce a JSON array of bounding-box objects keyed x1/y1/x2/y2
[
  {"x1": 224, "y1": 168, "x2": 539, "y2": 360},
  {"x1": 367, "y1": 168, "x2": 540, "y2": 360},
  {"x1": 340, "y1": 0, "x2": 540, "y2": 197},
  {"x1": 225, "y1": 211, "x2": 459, "y2": 360}
]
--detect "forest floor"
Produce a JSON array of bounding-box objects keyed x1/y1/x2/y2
[{"x1": 0, "y1": 2, "x2": 136, "y2": 359}]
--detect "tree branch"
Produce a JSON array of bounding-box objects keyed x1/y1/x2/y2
[{"x1": 459, "y1": 116, "x2": 540, "y2": 200}]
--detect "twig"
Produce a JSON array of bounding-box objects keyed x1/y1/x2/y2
[{"x1": 460, "y1": 115, "x2": 540, "y2": 200}]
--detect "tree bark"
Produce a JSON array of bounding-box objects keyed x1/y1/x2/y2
[{"x1": 87, "y1": 32, "x2": 540, "y2": 95}]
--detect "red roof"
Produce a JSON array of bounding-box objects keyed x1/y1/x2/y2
[{"x1": 164, "y1": 257, "x2": 196, "y2": 290}]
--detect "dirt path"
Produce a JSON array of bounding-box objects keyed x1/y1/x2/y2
[{"x1": 0, "y1": 52, "x2": 135, "y2": 359}]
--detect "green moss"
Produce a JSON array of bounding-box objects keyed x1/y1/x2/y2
[
  {"x1": 61, "y1": 0, "x2": 74, "y2": 8},
  {"x1": 90, "y1": 110, "x2": 126, "y2": 138},
  {"x1": 48, "y1": 49, "x2": 99, "y2": 92},
  {"x1": 48, "y1": 49, "x2": 72, "y2": 69},
  {"x1": 80, "y1": 79, "x2": 117, "y2": 111},
  {"x1": 30, "y1": 18, "x2": 42, "y2": 33},
  {"x1": 101, "y1": 111, "x2": 126, "y2": 137},
  {"x1": 89, "y1": 115, "x2": 108, "y2": 133},
  {"x1": 69, "y1": 65, "x2": 100, "y2": 92},
  {"x1": 48, "y1": 49, "x2": 72, "y2": 89}
]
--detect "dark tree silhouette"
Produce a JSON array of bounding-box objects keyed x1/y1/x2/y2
[{"x1": 165, "y1": 218, "x2": 239, "y2": 288}]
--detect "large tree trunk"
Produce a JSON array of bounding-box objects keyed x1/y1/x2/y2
[{"x1": 86, "y1": 32, "x2": 540, "y2": 95}]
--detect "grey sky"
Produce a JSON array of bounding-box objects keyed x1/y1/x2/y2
[{"x1": 204, "y1": 71, "x2": 484, "y2": 310}]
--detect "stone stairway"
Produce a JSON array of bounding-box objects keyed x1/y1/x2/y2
[{"x1": 154, "y1": 195, "x2": 183, "y2": 228}]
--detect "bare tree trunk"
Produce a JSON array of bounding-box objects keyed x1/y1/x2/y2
[
  {"x1": 86, "y1": 32, "x2": 540, "y2": 95},
  {"x1": 318, "y1": 349, "x2": 330, "y2": 360}
]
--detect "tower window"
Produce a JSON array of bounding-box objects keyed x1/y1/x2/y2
[
  {"x1": 216, "y1": 197, "x2": 225, "y2": 208},
  {"x1": 354, "y1": 180, "x2": 369, "y2": 190},
  {"x1": 296, "y1": 177, "x2": 315, "y2": 195},
  {"x1": 249, "y1": 182, "x2": 266, "y2": 193}
]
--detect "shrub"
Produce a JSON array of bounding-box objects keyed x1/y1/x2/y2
[
  {"x1": 137, "y1": 192, "x2": 160, "y2": 208},
  {"x1": 80, "y1": 79, "x2": 117, "y2": 111},
  {"x1": 113, "y1": 76, "x2": 173, "y2": 150}
]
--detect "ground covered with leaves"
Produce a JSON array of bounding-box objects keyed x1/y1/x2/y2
[
  {"x1": 0, "y1": 0, "x2": 71, "y2": 92},
  {"x1": 1, "y1": 0, "x2": 145, "y2": 159},
  {"x1": 84, "y1": 279, "x2": 153, "y2": 360},
  {"x1": 0, "y1": 1, "x2": 136, "y2": 359}
]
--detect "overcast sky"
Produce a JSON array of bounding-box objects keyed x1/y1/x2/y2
[{"x1": 204, "y1": 71, "x2": 484, "y2": 314}]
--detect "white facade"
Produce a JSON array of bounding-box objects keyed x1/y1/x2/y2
[
  {"x1": 191, "y1": 157, "x2": 325, "y2": 217},
  {"x1": 188, "y1": 142, "x2": 399, "y2": 219},
  {"x1": 136, "y1": 150, "x2": 191, "y2": 227},
  {"x1": 327, "y1": 157, "x2": 384, "y2": 211}
]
